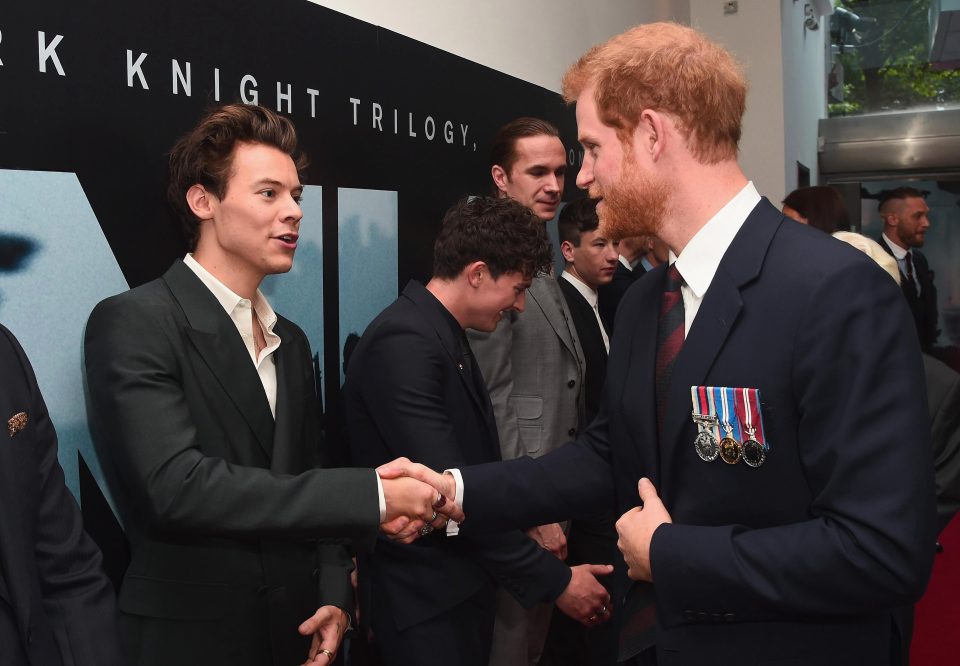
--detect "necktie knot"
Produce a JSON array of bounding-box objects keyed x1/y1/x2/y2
[{"x1": 665, "y1": 263, "x2": 684, "y2": 292}]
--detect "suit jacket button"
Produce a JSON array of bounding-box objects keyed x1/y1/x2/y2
[
  {"x1": 568, "y1": 428, "x2": 576, "y2": 437},
  {"x1": 683, "y1": 610, "x2": 694, "y2": 622},
  {"x1": 711, "y1": 613, "x2": 721, "y2": 623},
  {"x1": 724, "y1": 613, "x2": 736, "y2": 622},
  {"x1": 696, "y1": 612, "x2": 708, "y2": 623},
  {"x1": 567, "y1": 379, "x2": 576, "y2": 388}
]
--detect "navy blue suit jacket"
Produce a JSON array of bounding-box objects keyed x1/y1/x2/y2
[
  {"x1": 459, "y1": 199, "x2": 937, "y2": 664},
  {"x1": 345, "y1": 281, "x2": 570, "y2": 633},
  {"x1": 0, "y1": 324, "x2": 122, "y2": 666}
]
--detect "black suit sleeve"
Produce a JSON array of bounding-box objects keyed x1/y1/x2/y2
[
  {"x1": 1, "y1": 325, "x2": 124, "y2": 666},
  {"x1": 353, "y1": 323, "x2": 571, "y2": 605},
  {"x1": 84, "y1": 295, "x2": 378, "y2": 542}
]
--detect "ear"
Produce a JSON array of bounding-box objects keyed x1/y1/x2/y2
[
  {"x1": 491, "y1": 165, "x2": 510, "y2": 194},
  {"x1": 186, "y1": 184, "x2": 216, "y2": 222},
  {"x1": 560, "y1": 239, "x2": 577, "y2": 263},
  {"x1": 635, "y1": 109, "x2": 668, "y2": 161},
  {"x1": 465, "y1": 261, "x2": 487, "y2": 287}
]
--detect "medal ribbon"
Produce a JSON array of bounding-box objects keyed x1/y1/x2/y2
[
  {"x1": 733, "y1": 387, "x2": 768, "y2": 449},
  {"x1": 712, "y1": 386, "x2": 742, "y2": 441},
  {"x1": 705, "y1": 386, "x2": 720, "y2": 440}
]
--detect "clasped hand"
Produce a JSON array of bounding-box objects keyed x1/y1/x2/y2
[
  {"x1": 377, "y1": 457, "x2": 462, "y2": 543},
  {"x1": 615, "y1": 478, "x2": 672, "y2": 582}
]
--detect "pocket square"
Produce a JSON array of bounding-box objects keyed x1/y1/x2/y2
[{"x1": 7, "y1": 411, "x2": 27, "y2": 437}]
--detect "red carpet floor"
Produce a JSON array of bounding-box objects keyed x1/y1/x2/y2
[{"x1": 911, "y1": 516, "x2": 960, "y2": 665}]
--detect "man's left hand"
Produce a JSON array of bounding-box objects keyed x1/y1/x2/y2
[
  {"x1": 616, "y1": 478, "x2": 672, "y2": 581},
  {"x1": 298, "y1": 605, "x2": 348, "y2": 665}
]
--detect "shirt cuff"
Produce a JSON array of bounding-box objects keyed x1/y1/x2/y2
[
  {"x1": 375, "y1": 471, "x2": 386, "y2": 522},
  {"x1": 444, "y1": 468, "x2": 464, "y2": 536}
]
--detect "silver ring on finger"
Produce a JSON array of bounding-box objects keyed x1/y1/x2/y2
[
  {"x1": 318, "y1": 648, "x2": 334, "y2": 659},
  {"x1": 430, "y1": 510, "x2": 438, "y2": 522},
  {"x1": 419, "y1": 524, "x2": 434, "y2": 536}
]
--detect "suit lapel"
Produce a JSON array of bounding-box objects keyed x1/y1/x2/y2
[
  {"x1": 621, "y1": 267, "x2": 664, "y2": 488},
  {"x1": 270, "y1": 318, "x2": 305, "y2": 474},
  {"x1": 163, "y1": 260, "x2": 275, "y2": 459},
  {"x1": 659, "y1": 200, "x2": 782, "y2": 492},
  {"x1": 529, "y1": 277, "x2": 581, "y2": 361},
  {"x1": 403, "y1": 282, "x2": 499, "y2": 458}
]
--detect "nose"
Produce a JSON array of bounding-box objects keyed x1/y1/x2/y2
[
  {"x1": 544, "y1": 174, "x2": 560, "y2": 194},
  {"x1": 604, "y1": 245, "x2": 619, "y2": 262},
  {"x1": 284, "y1": 197, "x2": 303, "y2": 224},
  {"x1": 576, "y1": 158, "x2": 593, "y2": 190}
]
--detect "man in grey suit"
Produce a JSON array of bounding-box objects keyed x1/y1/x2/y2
[{"x1": 470, "y1": 117, "x2": 606, "y2": 666}]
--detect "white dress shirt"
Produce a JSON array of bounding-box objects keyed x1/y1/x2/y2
[
  {"x1": 671, "y1": 181, "x2": 761, "y2": 336},
  {"x1": 881, "y1": 233, "x2": 921, "y2": 295},
  {"x1": 183, "y1": 254, "x2": 281, "y2": 416},
  {"x1": 561, "y1": 269, "x2": 609, "y2": 352}
]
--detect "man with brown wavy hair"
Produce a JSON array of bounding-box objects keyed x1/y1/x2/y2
[
  {"x1": 84, "y1": 103, "x2": 460, "y2": 666},
  {"x1": 392, "y1": 22, "x2": 936, "y2": 666}
]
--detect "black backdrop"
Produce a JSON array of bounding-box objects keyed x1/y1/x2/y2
[{"x1": 0, "y1": 0, "x2": 581, "y2": 582}]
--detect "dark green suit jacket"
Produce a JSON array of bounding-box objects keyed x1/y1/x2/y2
[{"x1": 85, "y1": 260, "x2": 378, "y2": 666}]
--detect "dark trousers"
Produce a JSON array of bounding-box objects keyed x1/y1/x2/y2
[{"x1": 371, "y1": 588, "x2": 496, "y2": 666}]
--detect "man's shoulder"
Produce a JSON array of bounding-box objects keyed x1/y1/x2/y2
[{"x1": 89, "y1": 274, "x2": 175, "y2": 324}]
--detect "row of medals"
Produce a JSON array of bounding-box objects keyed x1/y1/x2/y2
[{"x1": 692, "y1": 415, "x2": 766, "y2": 467}]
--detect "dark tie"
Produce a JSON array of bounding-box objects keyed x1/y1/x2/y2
[
  {"x1": 655, "y1": 263, "x2": 685, "y2": 436},
  {"x1": 904, "y1": 252, "x2": 918, "y2": 298}
]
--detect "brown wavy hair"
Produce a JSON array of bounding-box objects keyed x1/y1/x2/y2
[{"x1": 167, "y1": 103, "x2": 308, "y2": 250}]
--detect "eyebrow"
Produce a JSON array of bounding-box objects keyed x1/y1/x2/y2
[{"x1": 253, "y1": 178, "x2": 303, "y2": 190}]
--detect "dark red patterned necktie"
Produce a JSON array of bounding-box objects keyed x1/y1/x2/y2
[{"x1": 655, "y1": 263, "x2": 685, "y2": 436}]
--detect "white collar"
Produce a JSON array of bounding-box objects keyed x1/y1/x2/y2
[
  {"x1": 672, "y1": 181, "x2": 761, "y2": 298},
  {"x1": 183, "y1": 254, "x2": 278, "y2": 330},
  {"x1": 881, "y1": 233, "x2": 908, "y2": 260},
  {"x1": 560, "y1": 269, "x2": 598, "y2": 307}
]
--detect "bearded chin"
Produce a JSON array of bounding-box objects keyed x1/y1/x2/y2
[{"x1": 595, "y1": 172, "x2": 668, "y2": 242}]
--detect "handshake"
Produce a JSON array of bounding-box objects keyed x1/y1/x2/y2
[{"x1": 377, "y1": 457, "x2": 461, "y2": 543}]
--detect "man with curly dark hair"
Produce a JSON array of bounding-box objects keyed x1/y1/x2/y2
[{"x1": 345, "y1": 196, "x2": 612, "y2": 666}]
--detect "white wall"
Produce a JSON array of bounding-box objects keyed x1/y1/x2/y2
[
  {"x1": 780, "y1": 0, "x2": 828, "y2": 191},
  {"x1": 311, "y1": 0, "x2": 827, "y2": 203},
  {"x1": 309, "y1": 0, "x2": 689, "y2": 93},
  {"x1": 689, "y1": 0, "x2": 787, "y2": 203}
]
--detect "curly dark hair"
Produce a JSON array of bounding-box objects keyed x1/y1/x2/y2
[
  {"x1": 433, "y1": 196, "x2": 553, "y2": 280},
  {"x1": 167, "y1": 103, "x2": 308, "y2": 250}
]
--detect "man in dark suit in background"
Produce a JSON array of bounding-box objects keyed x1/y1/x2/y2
[
  {"x1": 556, "y1": 197, "x2": 617, "y2": 425},
  {"x1": 391, "y1": 22, "x2": 936, "y2": 665},
  {"x1": 547, "y1": 197, "x2": 619, "y2": 665},
  {"x1": 598, "y1": 234, "x2": 646, "y2": 333},
  {"x1": 84, "y1": 104, "x2": 459, "y2": 666},
  {"x1": 878, "y1": 186, "x2": 939, "y2": 351},
  {"x1": 345, "y1": 197, "x2": 612, "y2": 666},
  {"x1": 0, "y1": 323, "x2": 123, "y2": 666}
]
